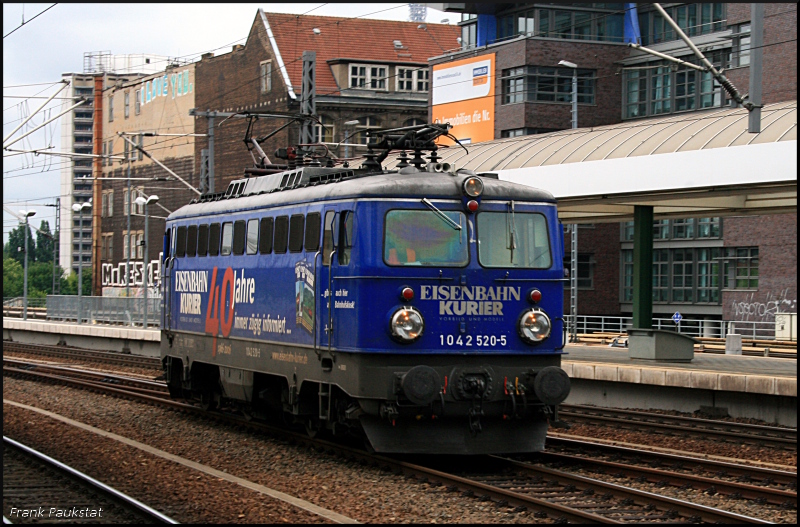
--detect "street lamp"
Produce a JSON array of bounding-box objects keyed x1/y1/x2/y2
[
  {"x1": 558, "y1": 60, "x2": 578, "y2": 130},
  {"x1": 72, "y1": 201, "x2": 91, "y2": 323},
  {"x1": 135, "y1": 194, "x2": 159, "y2": 329},
  {"x1": 558, "y1": 59, "x2": 578, "y2": 342},
  {"x1": 19, "y1": 209, "x2": 36, "y2": 320}
]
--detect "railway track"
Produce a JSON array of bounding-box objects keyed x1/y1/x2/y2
[
  {"x1": 560, "y1": 403, "x2": 797, "y2": 451},
  {"x1": 3, "y1": 341, "x2": 161, "y2": 369},
  {"x1": 5, "y1": 358, "x2": 791, "y2": 524},
  {"x1": 3, "y1": 436, "x2": 176, "y2": 524},
  {"x1": 516, "y1": 437, "x2": 797, "y2": 508}
]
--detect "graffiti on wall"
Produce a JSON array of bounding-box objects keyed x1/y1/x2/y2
[
  {"x1": 732, "y1": 288, "x2": 797, "y2": 321},
  {"x1": 142, "y1": 69, "x2": 193, "y2": 105},
  {"x1": 101, "y1": 257, "x2": 161, "y2": 289}
]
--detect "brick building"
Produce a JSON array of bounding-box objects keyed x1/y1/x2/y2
[
  {"x1": 99, "y1": 62, "x2": 197, "y2": 296},
  {"x1": 193, "y1": 9, "x2": 460, "y2": 192},
  {"x1": 428, "y1": 2, "x2": 797, "y2": 332}
]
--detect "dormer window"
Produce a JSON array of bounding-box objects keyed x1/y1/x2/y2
[
  {"x1": 350, "y1": 64, "x2": 388, "y2": 90},
  {"x1": 397, "y1": 67, "x2": 429, "y2": 92}
]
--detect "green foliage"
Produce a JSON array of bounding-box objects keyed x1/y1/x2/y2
[
  {"x1": 3, "y1": 258, "x2": 23, "y2": 297},
  {"x1": 35, "y1": 221, "x2": 55, "y2": 263},
  {"x1": 63, "y1": 268, "x2": 92, "y2": 296},
  {"x1": 3, "y1": 223, "x2": 34, "y2": 265}
]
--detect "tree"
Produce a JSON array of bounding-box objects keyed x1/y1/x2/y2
[
  {"x1": 63, "y1": 268, "x2": 92, "y2": 296},
  {"x1": 3, "y1": 222, "x2": 34, "y2": 266},
  {"x1": 3, "y1": 258, "x2": 23, "y2": 298},
  {"x1": 35, "y1": 220, "x2": 54, "y2": 263}
]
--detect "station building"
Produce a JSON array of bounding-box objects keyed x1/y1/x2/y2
[{"x1": 426, "y1": 2, "x2": 797, "y2": 333}]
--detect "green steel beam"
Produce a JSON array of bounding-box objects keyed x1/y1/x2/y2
[{"x1": 632, "y1": 205, "x2": 653, "y2": 329}]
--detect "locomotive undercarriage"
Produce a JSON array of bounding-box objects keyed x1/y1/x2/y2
[{"x1": 162, "y1": 332, "x2": 570, "y2": 454}]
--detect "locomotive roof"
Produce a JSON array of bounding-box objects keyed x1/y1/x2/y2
[{"x1": 167, "y1": 167, "x2": 556, "y2": 221}]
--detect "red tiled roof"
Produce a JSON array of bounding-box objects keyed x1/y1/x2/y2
[{"x1": 262, "y1": 11, "x2": 460, "y2": 95}]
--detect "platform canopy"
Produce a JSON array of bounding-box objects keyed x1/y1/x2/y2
[{"x1": 384, "y1": 101, "x2": 797, "y2": 223}]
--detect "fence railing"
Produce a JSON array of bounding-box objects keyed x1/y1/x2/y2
[
  {"x1": 566, "y1": 315, "x2": 782, "y2": 341},
  {"x1": 46, "y1": 295, "x2": 161, "y2": 328},
  {"x1": 3, "y1": 297, "x2": 47, "y2": 308}
]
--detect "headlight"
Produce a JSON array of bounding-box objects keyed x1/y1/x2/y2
[
  {"x1": 462, "y1": 176, "x2": 484, "y2": 198},
  {"x1": 518, "y1": 308, "x2": 551, "y2": 344},
  {"x1": 390, "y1": 307, "x2": 424, "y2": 343}
]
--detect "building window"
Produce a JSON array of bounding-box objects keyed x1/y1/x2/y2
[
  {"x1": 102, "y1": 190, "x2": 114, "y2": 218},
  {"x1": 577, "y1": 253, "x2": 594, "y2": 289},
  {"x1": 108, "y1": 94, "x2": 114, "y2": 122},
  {"x1": 349, "y1": 64, "x2": 388, "y2": 90},
  {"x1": 623, "y1": 51, "x2": 727, "y2": 119},
  {"x1": 260, "y1": 60, "x2": 272, "y2": 93},
  {"x1": 123, "y1": 230, "x2": 129, "y2": 260},
  {"x1": 123, "y1": 189, "x2": 129, "y2": 216},
  {"x1": 313, "y1": 115, "x2": 333, "y2": 143},
  {"x1": 460, "y1": 20, "x2": 477, "y2": 50},
  {"x1": 621, "y1": 249, "x2": 634, "y2": 301},
  {"x1": 697, "y1": 217, "x2": 720, "y2": 238},
  {"x1": 672, "y1": 218, "x2": 694, "y2": 239},
  {"x1": 355, "y1": 116, "x2": 381, "y2": 145},
  {"x1": 397, "y1": 68, "x2": 414, "y2": 91},
  {"x1": 653, "y1": 249, "x2": 669, "y2": 302},
  {"x1": 134, "y1": 188, "x2": 145, "y2": 215},
  {"x1": 671, "y1": 248, "x2": 694, "y2": 302},
  {"x1": 653, "y1": 219, "x2": 669, "y2": 239},
  {"x1": 501, "y1": 66, "x2": 595, "y2": 105},
  {"x1": 640, "y1": 3, "x2": 725, "y2": 45},
  {"x1": 732, "y1": 23, "x2": 750, "y2": 67},
  {"x1": 697, "y1": 248, "x2": 721, "y2": 303},
  {"x1": 724, "y1": 247, "x2": 758, "y2": 289},
  {"x1": 124, "y1": 91, "x2": 130, "y2": 118},
  {"x1": 136, "y1": 231, "x2": 144, "y2": 259},
  {"x1": 135, "y1": 89, "x2": 141, "y2": 115},
  {"x1": 416, "y1": 69, "x2": 429, "y2": 92}
]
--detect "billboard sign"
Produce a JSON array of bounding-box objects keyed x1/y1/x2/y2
[{"x1": 432, "y1": 54, "x2": 495, "y2": 145}]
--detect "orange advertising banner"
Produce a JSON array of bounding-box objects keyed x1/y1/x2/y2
[{"x1": 432, "y1": 54, "x2": 495, "y2": 146}]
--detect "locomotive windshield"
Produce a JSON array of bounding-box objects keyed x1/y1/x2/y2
[
  {"x1": 384, "y1": 210, "x2": 468, "y2": 266},
  {"x1": 477, "y1": 212, "x2": 552, "y2": 268}
]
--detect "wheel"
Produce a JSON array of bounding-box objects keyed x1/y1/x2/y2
[
  {"x1": 200, "y1": 391, "x2": 217, "y2": 411},
  {"x1": 305, "y1": 418, "x2": 321, "y2": 438}
]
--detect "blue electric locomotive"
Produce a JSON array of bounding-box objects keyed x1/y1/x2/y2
[{"x1": 160, "y1": 123, "x2": 570, "y2": 454}]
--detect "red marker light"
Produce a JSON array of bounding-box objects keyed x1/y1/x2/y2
[
  {"x1": 401, "y1": 287, "x2": 414, "y2": 301},
  {"x1": 467, "y1": 200, "x2": 479, "y2": 213},
  {"x1": 529, "y1": 289, "x2": 542, "y2": 303}
]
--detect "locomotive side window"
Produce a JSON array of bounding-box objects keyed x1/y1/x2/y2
[
  {"x1": 209, "y1": 223, "x2": 221, "y2": 256},
  {"x1": 162, "y1": 229, "x2": 171, "y2": 262},
  {"x1": 339, "y1": 210, "x2": 354, "y2": 265},
  {"x1": 274, "y1": 216, "x2": 289, "y2": 253},
  {"x1": 221, "y1": 222, "x2": 233, "y2": 256},
  {"x1": 289, "y1": 214, "x2": 305, "y2": 252},
  {"x1": 233, "y1": 220, "x2": 246, "y2": 255},
  {"x1": 246, "y1": 219, "x2": 259, "y2": 255},
  {"x1": 384, "y1": 210, "x2": 467, "y2": 266},
  {"x1": 259, "y1": 217, "x2": 274, "y2": 254},
  {"x1": 476, "y1": 212, "x2": 552, "y2": 268},
  {"x1": 186, "y1": 225, "x2": 197, "y2": 257},
  {"x1": 305, "y1": 212, "x2": 321, "y2": 252},
  {"x1": 197, "y1": 224, "x2": 209, "y2": 256},
  {"x1": 322, "y1": 211, "x2": 335, "y2": 265},
  {"x1": 176, "y1": 226, "x2": 187, "y2": 258}
]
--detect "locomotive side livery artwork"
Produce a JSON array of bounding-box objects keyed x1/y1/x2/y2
[{"x1": 160, "y1": 122, "x2": 571, "y2": 454}]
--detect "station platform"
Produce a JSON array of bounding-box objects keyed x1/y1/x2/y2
[
  {"x1": 3, "y1": 318, "x2": 160, "y2": 357},
  {"x1": 562, "y1": 346, "x2": 796, "y2": 427},
  {"x1": 3, "y1": 318, "x2": 796, "y2": 426}
]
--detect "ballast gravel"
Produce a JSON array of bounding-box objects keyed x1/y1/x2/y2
[{"x1": 3, "y1": 377, "x2": 555, "y2": 524}]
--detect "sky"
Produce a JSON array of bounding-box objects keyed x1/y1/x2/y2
[{"x1": 3, "y1": 3, "x2": 454, "y2": 246}]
